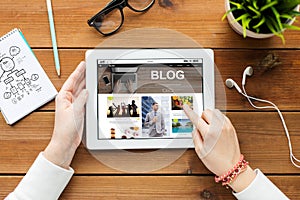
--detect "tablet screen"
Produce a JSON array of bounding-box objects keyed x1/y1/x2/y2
[{"x1": 97, "y1": 58, "x2": 203, "y2": 140}]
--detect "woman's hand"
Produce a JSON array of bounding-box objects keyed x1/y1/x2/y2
[
  {"x1": 183, "y1": 106, "x2": 256, "y2": 192},
  {"x1": 44, "y1": 61, "x2": 88, "y2": 169},
  {"x1": 183, "y1": 106, "x2": 240, "y2": 175}
]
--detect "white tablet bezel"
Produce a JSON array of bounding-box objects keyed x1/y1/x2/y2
[{"x1": 85, "y1": 49, "x2": 214, "y2": 150}]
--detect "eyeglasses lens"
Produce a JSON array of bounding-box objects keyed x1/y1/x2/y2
[
  {"x1": 95, "y1": 8, "x2": 123, "y2": 34},
  {"x1": 128, "y1": 0, "x2": 154, "y2": 11}
]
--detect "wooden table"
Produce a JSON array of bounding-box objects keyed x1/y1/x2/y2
[{"x1": 1, "y1": 0, "x2": 300, "y2": 199}]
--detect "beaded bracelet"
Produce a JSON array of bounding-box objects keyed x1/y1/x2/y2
[{"x1": 214, "y1": 154, "x2": 249, "y2": 187}]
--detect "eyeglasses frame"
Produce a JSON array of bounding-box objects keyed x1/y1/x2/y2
[{"x1": 87, "y1": 0, "x2": 155, "y2": 36}]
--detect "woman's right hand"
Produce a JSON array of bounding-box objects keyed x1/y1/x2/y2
[
  {"x1": 183, "y1": 106, "x2": 241, "y2": 176},
  {"x1": 183, "y1": 106, "x2": 256, "y2": 192}
]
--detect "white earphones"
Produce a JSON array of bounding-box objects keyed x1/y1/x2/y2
[
  {"x1": 226, "y1": 66, "x2": 300, "y2": 169},
  {"x1": 225, "y1": 66, "x2": 253, "y2": 93}
]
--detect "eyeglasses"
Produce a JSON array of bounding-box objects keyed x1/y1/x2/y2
[{"x1": 87, "y1": 0, "x2": 155, "y2": 36}]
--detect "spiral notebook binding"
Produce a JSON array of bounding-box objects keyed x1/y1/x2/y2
[{"x1": 0, "y1": 28, "x2": 19, "y2": 42}]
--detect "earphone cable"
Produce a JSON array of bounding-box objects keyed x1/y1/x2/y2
[{"x1": 241, "y1": 85, "x2": 300, "y2": 168}]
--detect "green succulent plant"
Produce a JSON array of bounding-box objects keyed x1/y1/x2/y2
[{"x1": 222, "y1": 0, "x2": 300, "y2": 43}]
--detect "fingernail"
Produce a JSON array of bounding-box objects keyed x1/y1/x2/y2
[
  {"x1": 183, "y1": 104, "x2": 189, "y2": 110},
  {"x1": 79, "y1": 61, "x2": 86, "y2": 69}
]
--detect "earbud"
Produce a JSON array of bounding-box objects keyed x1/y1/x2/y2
[
  {"x1": 225, "y1": 78, "x2": 242, "y2": 94},
  {"x1": 242, "y1": 66, "x2": 253, "y2": 86}
]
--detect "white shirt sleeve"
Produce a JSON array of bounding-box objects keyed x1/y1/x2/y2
[
  {"x1": 5, "y1": 152, "x2": 74, "y2": 200},
  {"x1": 233, "y1": 169, "x2": 288, "y2": 200}
]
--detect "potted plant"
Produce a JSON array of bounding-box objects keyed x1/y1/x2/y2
[{"x1": 223, "y1": 0, "x2": 300, "y2": 43}]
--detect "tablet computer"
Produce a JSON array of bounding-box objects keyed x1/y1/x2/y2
[{"x1": 85, "y1": 49, "x2": 214, "y2": 150}]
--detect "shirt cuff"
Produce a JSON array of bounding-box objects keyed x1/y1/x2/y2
[
  {"x1": 7, "y1": 152, "x2": 74, "y2": 200},
  {"x1": 233, "y1": 169, "x2": 288, "y2": 200}
]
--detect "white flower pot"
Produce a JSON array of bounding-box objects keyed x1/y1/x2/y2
[{"x1": 225, "y1": 0, "x2": 300, "y2": 39}]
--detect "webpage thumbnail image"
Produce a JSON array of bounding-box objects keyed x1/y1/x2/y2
[
  {"x1": 107, "y1": 96, "x2": 140, "y2": 118},
  {"x1": 172, "y1": 119, "x2": 193, "y2": 133},
  {"x1": 171, "y1": 96, "x2": 193, "y2": 110},
  {"x1": 142, "y1": 96, "x2": 171, "y2": 137},
  {"x1": 106, "y1": 95, "x2": 142, "y2": 139},
  {"x1": 104, "y1": 95, "x2": 141, "y2": 139}
]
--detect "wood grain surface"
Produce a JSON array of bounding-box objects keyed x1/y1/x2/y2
[
  {"x1": 1, "y1": 0, "x2": 300, "y2": 199},
  {"x1": 0, "y1": 176, "x2": 299, "y2": 199},
  {"x1": 1, "y1": 112, "x2": 299, "y2": 174}
]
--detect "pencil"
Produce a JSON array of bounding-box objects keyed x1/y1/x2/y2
[{"x1": 46, "y1": 0, "x2": 60, "y2": 77}]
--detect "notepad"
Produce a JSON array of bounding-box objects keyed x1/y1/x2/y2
[{"x1": 0, "y1": 29, "x2": 57, "y2": 125}]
